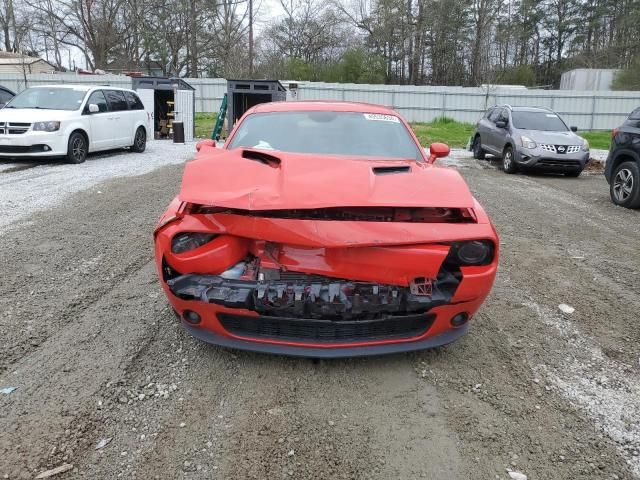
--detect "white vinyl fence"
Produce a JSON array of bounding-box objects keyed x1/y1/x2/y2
[{"x1": 3, "y1": 73, "x2": 640, "y2": 130}]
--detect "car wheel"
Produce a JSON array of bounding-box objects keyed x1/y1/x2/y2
[
  {"x1": 66, "y1": 132, "x2": 87, "y2": 164},
  {"x1": 565, "y1": 168, "x2": 583, "y2": 178},
  {"x1": 610, "y1": 161, "x2": 640, "y2": 208},
  {"x1": 472, "y1": 136, "x2": 485, "y2": 160},
  {"x1": 131, "y1": 127, "x2": 146, "y2": 153},
  {"x1": 502, "y1": 146, "x2": 517, "y2": 174}
]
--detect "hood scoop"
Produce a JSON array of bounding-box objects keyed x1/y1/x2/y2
[
  {"x1": 372, "y1": 165, "x2": 411, "y2": 175},
  {"x1": 241, "y1": 149, "x2": 281, "y2": 168}
]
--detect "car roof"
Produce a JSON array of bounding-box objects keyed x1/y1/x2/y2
[
  {"x1": 251, "y1": 100, "x2": 399, "y2": 115},
  {"x1": 508, "y1": 106, "x2": 553, "y2": 113}
]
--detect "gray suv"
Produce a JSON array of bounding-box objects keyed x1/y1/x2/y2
[{"x1": 471, "y1": 105, "x2": 590, "y2": 177}]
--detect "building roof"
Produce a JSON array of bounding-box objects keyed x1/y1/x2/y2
[
  {"x1": 30, "y1": 84, "x2": 133, "y2": 92},
  {"x1": 0, "y1": 57, "x2": 52, "y2": 66},
  {"x1": 252, "y1": 100, "x2": 397, "y2": 115}
]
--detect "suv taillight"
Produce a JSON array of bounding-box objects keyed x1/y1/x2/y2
[{"x1": 612, "y1": 127, "x2": 619, "y2": 138}]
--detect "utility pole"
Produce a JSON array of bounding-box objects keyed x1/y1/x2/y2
[{"x1": 248, "y1": 0, "x2": 253, "y2": 78}]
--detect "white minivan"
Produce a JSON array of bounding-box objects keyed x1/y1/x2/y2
[{"x1": 0, "y1": 85, "x2": 148, "y2": 163}]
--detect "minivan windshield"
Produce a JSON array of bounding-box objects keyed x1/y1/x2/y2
[
  {"x1": 6, "y1": 87, "x2": 88, "y2": 111},
  {"x1": 511, "y1": 111, "x2": 569, "y2": 131},
  {"x1": 228, "y1": 111, "x2": 423, "y2": 160}
]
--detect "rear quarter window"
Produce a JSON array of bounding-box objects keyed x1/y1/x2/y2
[
  {"x1": 105, "y1": 90, "x2": 129, "y2": 111},
  {"x1": 124, "y1": 91, "x2": 144, "y2": 110},
  {"x1": 623, "y1": 108, "x2": 640, "y2": 128}
]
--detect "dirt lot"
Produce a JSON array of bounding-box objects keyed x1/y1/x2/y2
[{"x1": 1, "y1": 146, "x2": 639, "y2": 480}]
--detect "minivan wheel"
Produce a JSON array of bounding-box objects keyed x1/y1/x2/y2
[
  {"x1": 610, "y1": 161, "x2": 640, "y2": 208},
  {"x1": 131, "y1": 127, "x2": 146, "y2": 153},
  {"x1": 502, "y1": 146, "x2": 517, "y2": 174},
  {"x1": 66, "y1": 132, "x2": 87, "y2": 164},
  {"x1": 472, "y1": 136, "x2": 485, "y2": 160}
]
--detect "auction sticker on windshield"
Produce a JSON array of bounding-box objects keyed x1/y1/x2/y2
[{"x1": 363, "y1": 113, "x2": 400, "y2": 123}]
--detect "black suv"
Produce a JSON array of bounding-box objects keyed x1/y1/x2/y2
[{"x1": 606, "y1": 108, "x2": 640, "y2": 208}]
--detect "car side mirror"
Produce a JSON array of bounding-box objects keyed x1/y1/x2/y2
[
  {"x1": 495, "y1": 120, "x2": 507, "y2": 129},
  {"x1": 196, "y1": 139, "x2": 217, "y2": 152},
  {"x1": 88, "y1": 103, "x2": 99, "y2": 113},
  {"x1": 428, "y1": 142, "x2": 450, "y2": 163},
  {"x1": 570, "y1": 126, "x2": 578, "y2": 132}
]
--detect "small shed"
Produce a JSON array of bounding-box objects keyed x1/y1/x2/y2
[
  {"x1": 132, "y1": 76, "x2": 195, "y2": 141},
  {"x1": 0, "y1": 52, "x2": 55, "y2": 74},
  {"x1": 227, "y1": 79, "x2": 286, "y2": 128},
  {"x1": 560, "y1": 68, "x2": 618, "y2": 91}
]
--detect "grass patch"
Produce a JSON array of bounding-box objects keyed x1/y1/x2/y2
[
  {"x1": 579, "y1": 130, "x2": 611, "y2": 150},
  {"x1": 411, "y1": 119, "x2": 476, "y2": 149},
  {"x1": 194, "y1": 112, "x2": 612, "y2": 150},
  {"x1": 195, "y1": 112, "x2": 217, "y2": 139}
]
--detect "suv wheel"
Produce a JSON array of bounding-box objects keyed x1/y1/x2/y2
[
  {"x1": 502, "y1": 146, "x2": 517, "y2": 174},
  {"x1": 472, "y1": 136, "x2": 485, "y2": 160},
  {"x1": 131, "y1": 127, "x2": 146, "y2": 153},
  {"x1": 610, "y1": 161, "x2": 640, "y2": 208},
  {"x1": 66, "y1": 132, "x2": 87, "y2": 164}
]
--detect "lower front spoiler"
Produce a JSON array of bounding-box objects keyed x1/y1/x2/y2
[
  {"x1": 181, "y1": 321, "x2": 469, "y2": 358},
  {"x1": 515, "y1": 151, "x2": 589, "y2": 172}
]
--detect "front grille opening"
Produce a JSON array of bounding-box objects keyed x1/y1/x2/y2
[
  {"x1": 193, "y1": 206, "x2": 476, "y2": 223},
  {"x1": 218, "y1": 312, "x2": 436, "y2": 343},
  {"x1": 537, "y1": 159, "x2": 581, "y2": 168}
]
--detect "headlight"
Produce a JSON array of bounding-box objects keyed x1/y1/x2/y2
[
  {"x1": 519, "y1": 135, "x2": 537, "y2": 149},
  {"x1": 32, "y1": 121, "x2": 60, "y2": 132},
  {"x1": 171, "y1": 232, "x2": 217, "y2": 253},
  {"x1": 581, "y1": 139, "x2": 589, "y2": 151},
  {"x1": 446, "y1": 240, "x2": 494, "y2": 266}
]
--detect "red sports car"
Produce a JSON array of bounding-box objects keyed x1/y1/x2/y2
[{"x1": 154, "y1": 101, "x2": 498, "y2": 357}]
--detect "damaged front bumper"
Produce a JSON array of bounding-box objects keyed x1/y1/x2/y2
[
  {"x1": 166, "y1": 270, "x2": 460, "y2": 319},
  {"x1": 154, "y1": 206, "x2": 499, "y2": 356}
]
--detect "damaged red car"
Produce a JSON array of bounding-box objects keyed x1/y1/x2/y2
[{"x1": 154, "y1": 101, "x2": 498, "y2": 357}]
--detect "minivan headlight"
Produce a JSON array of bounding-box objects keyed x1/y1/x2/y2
[
  {"x1": 581, "y1": 138, "x2": 589, "y2": 151},
  {"x1": 32, "y1": 121, "x2": 61, "y2": 132},
  {"x1": 519, "y1": 135, "x2": 537, "y2": 149}
]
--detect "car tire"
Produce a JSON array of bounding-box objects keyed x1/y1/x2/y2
[
  {"x1": 66, "y1": 132, "x2": 87, "y2": 164},
  {"x1": 610, "y1": 161, "x2": 640, "y2": 208},
  {"x1": 565, "y1": 168, "x2": 583, "y2": 178},
  {"x1": 472, "y1": 136, "x2": 485, "y2": 160},
  {"x1": 131, "y1": 127, "x2": 146, "y2": 153},
  {"x1": 502, "y1": 146, "x2": 517, "y2": 174}
]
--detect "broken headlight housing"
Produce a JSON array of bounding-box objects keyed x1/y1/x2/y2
[
  {"x1": 32, "y1": 121, "x2": 61, "y2": 132},
  {"x1": 446, "y1": 240, "x2": 494, "y2": 266},
  {"x1": 171, "y1": 232, "x2": 217, "y2": 253}
]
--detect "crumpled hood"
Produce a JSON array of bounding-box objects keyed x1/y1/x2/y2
[
  {"x1": 178, "y1": 148, "x2": 476, "y2": 210},
  {"x1": 523, "y1": 130, "x2": 584, "y2": 145}
]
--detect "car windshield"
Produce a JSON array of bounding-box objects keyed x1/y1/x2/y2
[
  {"x1": 228, "y1": 111, "x2": 423, "y2": 160},
  {"x1": 5, "y1": 87, "x2": 88, "y2": 111},
  {"x1": 511, "y1": 111, "x2": 568, "y2": 131}
]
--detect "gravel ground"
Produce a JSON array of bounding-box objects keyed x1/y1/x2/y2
[
  {"x1": 1, "y1": 148, "x2": 639, "y2": 480},
  {"x1": 0, "y1": 141, "x2": 195, "y2": 235}
]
